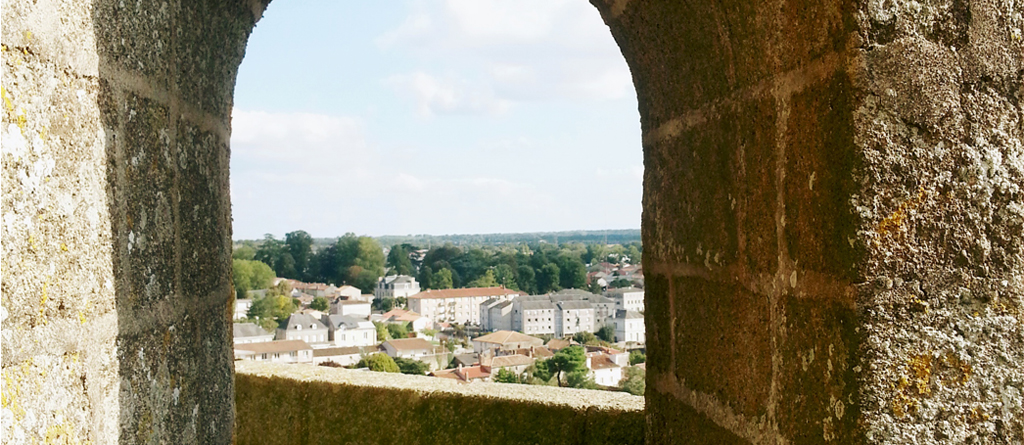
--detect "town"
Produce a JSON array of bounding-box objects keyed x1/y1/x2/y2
[{"x1": 231, "y1": 235, "x2": 646, "y2": 394}]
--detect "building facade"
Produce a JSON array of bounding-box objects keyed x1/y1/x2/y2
[{"x1": 408, "y1": 287, "x2": 521, "y2": 325}]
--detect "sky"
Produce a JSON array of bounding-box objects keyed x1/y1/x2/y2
[{"x1": 230, "y1": 1, "x2": 642, "y2": 240}]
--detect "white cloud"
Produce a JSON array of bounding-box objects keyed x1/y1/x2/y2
[
  {"x1": 384, "y1": 71, "x2": 511, "y2": 117},
  {"x1": 379, "y1": 0, "x2": 634, "y2": 109}
]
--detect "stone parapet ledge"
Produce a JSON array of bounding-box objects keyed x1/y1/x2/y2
[{"x1": 235, "y1": 361, "x2": 644, "y2": 445}]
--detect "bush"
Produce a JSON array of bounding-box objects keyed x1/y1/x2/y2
[
  {"x1": 629, "y1": 350, "x2": 646, "y2": 366},
  {"x1": 393, "y1": 357, "x2": 429, "y2": 375},
  {"x1": 356, "y1": 353, "x2": 399, "y2": 373}
]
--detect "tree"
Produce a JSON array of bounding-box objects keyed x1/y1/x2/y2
[
  {"x1": 596, "y1": 324, "x2": 616, "y2": 343},
  {"x1": 386, "y1": 244, "x2": 414, "y2": 276},
  {"x1": 356, "y1": 353, "x2": 400, "y2": 373},
  {"x1": 548, "y1": 345, "x2": 586, "y2": 387},
  {"x1": 386, "y1": 322, "x2": 409, "y2": 339},
  {"x1": 573, "y1": 331, "x2": 597, "y2": 345},
  {"x1": 529, "y1": 360, "x2": 553, "y2": 385},
  {"x1": 373, "y1": 321, "x2": 391, "y2": 342},
  {"x1": 516, "y1": 265, "x2": 536, "y2": 295},
  {"x1": 629, "y1": 350, "x2": 646, "y2": 366},
  {"x1": 232, "y1": 245, "x2": 256, "y2": 261},
  {"x1": 433, "y1": 268, "x2": 454, "y2": 289},
  {"x1": 373, "y1": 297, "x2": 396, "y2": 312},
  {"x1": 246, "y1": 294, "x2": 299, "y2": 331},
  {"x1": 285, "y1": 230, "x2": 314, "y2": 280},
  {"x1": 309, "y1": 296, "x2": 329, "y2": 311},
  {"x1": 620, "y1": 366, "x2": 645, "y2": 395},
  {"x1": 557, "y1": 254, "x2": 587, "y2": 289},
  {"x1": 393, "y1": 357, "x2": 429, "y2": 375},
  {"x1": 537, "y1": 263, "x2": 561, "y2": 294},
  {"x1": 468, "y1": 269, "x2": 498, "y2": 288},
  {"x1": 418, "y1": 265, "x2": 433, "y2": 290},
  {"x1": 566, "y1": 369, "x2": 598, "y2": 389},
  {"x1": 493, "y1": 264, "x2": 518, "y2": 290},
  {"x1": 232, "y1": 259, "x2": 255, "y2": 299},
  {"x1": 494, "y1": 368, "x2": 522, "y2": 384},
  {"x1": 587, "y1": 278, "x2": 604, "y2": 295}
]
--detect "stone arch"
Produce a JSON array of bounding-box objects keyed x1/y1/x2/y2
[{"x1": 2, "y1": 0, "x2": 1021, "y2": 444}]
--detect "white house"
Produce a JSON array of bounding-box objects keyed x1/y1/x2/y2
[
  {"x1": 331, "y1": 299, "x2": 372, "y2": 317},
  {"x1": 374, "y1": 275, "x2": 420, "y2": 299},
  {"x1": 605, "y1": 287, "x2": 645, "y2": 312},
  {"x1": 233, "y1": 322, "x2": 274, "y2": 344},
  {"x1": 312, "y1": 345, "x2": 376, "y2": 366},
  {"x1": 380, "y1": 338, "x2": 448, "y2": 371},
  {"x1": 380, "y1": 308, "x2": 432, "y2": 332},
  {"x1": 234, "y1": 299, "x2": 253, "y2": 320},
  {"x1": 587, "y1": 352, "x2": 623, "y2": 387},
  {"x1": 234, "y1": 340, "x2": 313, "y2": 364},
  {"x1": 613, "y1": 310, "x2": 645, "y2": 344},
  {"x1": 335, "y1": 285, "x2": 362, "y2": 300},
  {"x1": 321, "y1": 314, "x2": 377, "y2": 347},
  {"x1": 472, "y1": 330, "x2": 545, "y2": 354},
  {"x1": 276, "y1": 313, "x2": 329, "y2": 345}
]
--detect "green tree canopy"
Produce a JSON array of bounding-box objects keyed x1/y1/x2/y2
[
  {"x1": 494, "y1": 368, "x2": 523, "y2": 384},
  {"x1": 516, "y1": 265, "x2": 536, "y2": 295},
  {"x1": 356, "y1": 353, "x2": 400, "y2": 373},
  {"x1": 433, "y1": 268, "x2": 454, "y2": 289},
  {"x1": 309, "y1": 296, "x2": 329, "y2": 311},
  {"x1": 596, "y1": 324, "x2": 616, "y2": 342},
  {"x1": 629, "y1": 350, "x2": 646, "y2": 366},
  {"x1": 557, "y1": 254, "x2": 587, "y2": 289},
  {"x1": 373, "y1": 321, "x2": 391, "y2": 342},
  {"x1": 285, "y1": 230, "x2": 314, "y2": 280},
  {"x1": 573, "y1": 331, "x2": 597, "y2": 345},
  {"x1": 386, "y1": 322, "x2": 409, "y2": 340},
  {"x1": 548, "y1": 345, "x2": 586, "y2": 387},
  {"x1": 418, "y1": 265, "x2": 433, "y2": 290},
  {"x1": 468, "y1": 269, "x2": 498, "y2": 288},
  {"x1": 246, "y1": 294, "x2": 299, "y2": 331},
  {"x1": 233, "y1": 259, "x2": 275, "y2": 299},
  {"x1": 621, "y1": 366, "x2": 645, "y2": 395},
  {"x1": 537, "y1": 263, "x2": 561, "y2": 294},
  {"x1": 386, "y1": 244, "x2": 415, "y2": 276},
  {"x1": 566, "y1": 369, "x2": 598, "y2": 389},
  {"x1": 393, "y1": 357, "x2": 429, "y2": 375},
  {"x1": 232, "y1": 244, "x2": 256, "y2": 261},
  {"x1": 493, "y1": 264, "x2": 518, "y2": 290}
]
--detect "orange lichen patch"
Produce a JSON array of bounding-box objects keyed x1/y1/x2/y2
[
  {"x1": 876, "y1": 187, "x2": 927, "y2": 242},
  {"x1": 891, "y1": 352, "x2": 973, "y2": 418}
]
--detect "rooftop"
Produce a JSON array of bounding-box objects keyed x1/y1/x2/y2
[
  {"x1": 383, "y1": 337, "x2": 437, "y2": 351},
  {"x1": 234, "y1": 340, "x2": 313, "y2": 354},
  {"x1": 408, "y1": 287, "x2": 520, "y2": 300},
  {"x1": 473, "y1": 330, "x2": 544, "y2": 346}
]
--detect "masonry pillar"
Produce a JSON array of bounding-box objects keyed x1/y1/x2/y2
[
  {"x1": 2, "y1": 0, "x2": 264, "y2": 443},
  {"x1": 592, "y1": 0, "x2": 1023, "y2": 443}
]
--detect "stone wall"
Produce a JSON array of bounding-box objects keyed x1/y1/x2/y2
[
  {"x1": 2, "y1": 0, "x2": 1020, "y2": 443},
  {"x1": 592, "y1": 0, "x2": 1022, "y2": 443},
  {"x1": 234, "y1": 361, "x2": 645, "y2": 445},
  {"x1": 2, "y1": 0, "x2": 265, "y2": 443}
]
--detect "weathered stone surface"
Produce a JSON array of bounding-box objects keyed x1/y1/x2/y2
[{"x1": 234, "y1": 361, "x2": 644, "y2": 445}]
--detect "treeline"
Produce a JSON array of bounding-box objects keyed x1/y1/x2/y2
[
  {"x1": 375, "y1": 229, "x2": 640, "y2": 249},
  {"x1": 234, "y1": 231, "x2": 642, "y2": 295},
  {"x1": 233, "y1": 232, "x2": 385, "y2": 293}
]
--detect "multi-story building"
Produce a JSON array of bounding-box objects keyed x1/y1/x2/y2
[
  {"x1": 605, "y1": 287, "x2": 645, "y2": 312},
  {"x1": 407, "y1": 287, "x2": 521, "y2": 325},
  {"x1": 613, "y1": 309, "x2": 645, "y2": 344},
  {"x1": 321, "y1": 314, "x2": 376, "y2": 347},
  {"x1": 374, "y1": 275, "x2": 421, "y2": 299},
  {"x1": 512, "y1": 296, "x2": 556, "y2": 336},
  {"x1": 555, "y1": 301, "x2": 595, "y2": 338},
  {"x1": 479, "y1": 298, "x2": 514, "y2": 332}
]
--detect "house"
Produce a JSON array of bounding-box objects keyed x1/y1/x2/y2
[
  {"x1": 407, "y1": 287, "x2": 521, "y2": 325},
  {"x1": 234, "y1": 340, "x2": 313, "y2": 364},
  {"x1": 335, "y1": 285, "x2": 362, "y2": 300},
  {"x1": 312, "y1": 345, "x2": 376, "y2": 366},
  {"x1": 276, "y1": 313, "x2": 329, "y2": 346},
  {"x1": 381, "y1": 338, "x2": 448, "y2": 370},
  {"x1": 374, "y1": 275, "x2": 421, "y2": 299},
  {"x1": 482, "y1": 354, "x2": 535, "y2": 376},
  {"x1": 331, "y1": 299, "x2": 372, "y2": 317},
  {"x1": 605, "y1": 287, "x2": 645, "y2": 312},
  {"x1": 233, "y1": 322, "x2": 275, "y2": 344},
  {"x1": 613, "y1": 310, "x2": 645, "y2": 344},
  {"x1": 380, "y1": 308, "x2": 432, "y2": 332},
  {"x1": 452, "y1": 353, "x2": 479, "y2": 367},
  {"x1": 321, "y1": 314, "x2": 376, "y2": 347},
  {"x1": 431, "y1": 365, "x2": 490, "y2": 383},
  {"x1": 554, "y1": 301, "x2": 595, "y2": 338},
  {"x1": 586, "y1": 353, "x2": 623, "y2": 387},
  {"x1": 472, "y1": 330, "x2": 544, "y2": 354},
  {"x1": 545, "y1": 338, "x2": 575, "y2": 352},
  {"x1": 234, "y1": 299, "x2": 253, "y2": 320}
]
